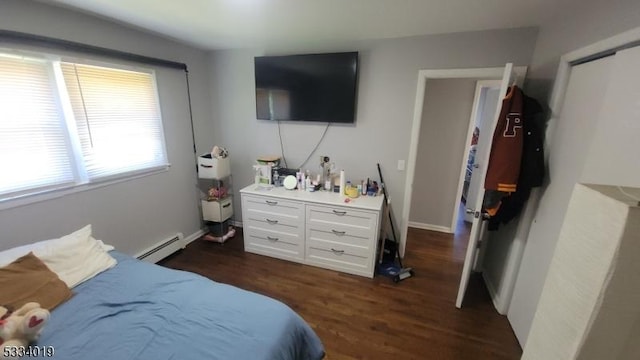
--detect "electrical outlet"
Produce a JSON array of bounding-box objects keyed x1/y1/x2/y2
[{"x1": 397, "y1": 160, "x2": 405, "y2": 171}]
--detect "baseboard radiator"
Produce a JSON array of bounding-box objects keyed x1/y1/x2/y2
[{"x1": 137, "y1": 233, "x2": 185, "y2": 263}]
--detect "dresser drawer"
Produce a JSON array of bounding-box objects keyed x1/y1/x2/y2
[
  {"x1": 244, "y1": 225, "x2": 304, "y2": 262},
  {"x1": 244, "y1": 209, "x2": 302, "y2": 230},
  {"x1": 307, "y1": 227, "x2": 371, "y2": 249},
  {"x1": 244, "y1": 218, "x2": 303, "y2": 243},
  {"x1": 306, "y1": 239, "x2": 372, "y2": 276},
  {"x1": 243, "y1": 195, "x2": 303, "y2": 218},
  {"x1": 243, "y1": 215, "x2": 304, "y2": 236},
  {"x1": 306, "y1": 205, "x2": 378, "y2": 233}
]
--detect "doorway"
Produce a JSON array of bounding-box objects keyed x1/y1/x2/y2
[
  {"x1": 400, "y1": 67, "x2": 526, "y2": 257},
  {"x1": 407, "y1": 78, "x2": 479, "y2": 235},
  {"x1": 407, "y1": 79, "x2": 501, "y2": 246},
  {"x1": 401, "y1": 65, "x2": 529, "y2": 311}
]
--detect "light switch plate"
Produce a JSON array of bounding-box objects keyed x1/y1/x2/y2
[{"x1": 397, "y1": 160, "x2": 405, "y2": 171}]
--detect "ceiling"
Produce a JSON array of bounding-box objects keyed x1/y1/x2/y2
[{"x1": 50, "y1": 0, "x2": 574, "y2": 50}]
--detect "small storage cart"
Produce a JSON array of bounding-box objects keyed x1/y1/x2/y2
[{"x1": 197, "y1": 151, "x2": 235, "y2": 243}]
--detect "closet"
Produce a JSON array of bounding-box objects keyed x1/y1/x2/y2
[{"x1": 509, "y1": 44, "x2": 640, "y2": 345}]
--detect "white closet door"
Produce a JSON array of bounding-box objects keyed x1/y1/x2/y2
[
  {"x1": 508, "y1": 55, "x2": 614, "y2": 344},
  {"x1": 581, "y1": 46, "x2": 640, "y2": 187}
]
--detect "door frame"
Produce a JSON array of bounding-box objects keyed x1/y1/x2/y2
[{"x1": 400, "y1": 66, "x2": 527, "y2": 257}]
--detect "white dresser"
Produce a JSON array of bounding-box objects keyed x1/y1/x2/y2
[{"x1": 240, "y1": 185, "x2": 384, "y2": 278}]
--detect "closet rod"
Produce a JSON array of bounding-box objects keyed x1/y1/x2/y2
[{"x1": 0, "y1": 30, "x2": 187, "y2": 70}]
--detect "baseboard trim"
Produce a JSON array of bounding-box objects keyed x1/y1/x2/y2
[
  {"x1": 483, "y1": 271, "x2": 507, "y2": 315},
  {"x1": 185, "y1": 229, "x2": 206, "y2": 245},
  {"x1": 408, "y1": 221, "x2": 453, "y2": 234}
]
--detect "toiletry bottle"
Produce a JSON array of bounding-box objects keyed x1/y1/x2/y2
[
  {"x1": 298, "y1": 169, "x2": 303, "y2": 190},
  {"x1": 253, "y1": 165, "x2": 260, "y2": 185}
]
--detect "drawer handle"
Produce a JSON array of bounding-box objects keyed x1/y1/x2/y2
[
  {"x1": 267, "y1": 236, "x2": 279, "y2": 241},
  {"x1": 266, "y1": 200, "x2": 278, "y2": 206},
  {"x1": 332, "y1": 210, "x2": 347, "y2": 216},
  {"x1": 266, "y1": 218, "x2": 279, "y2": 225},
  {"x1": 331, "y1": 229, "x2": 346, "y2": 236},
  {"x1": 222, "y1": 203, "x2": 231, "y2": 208},
  {"x1": 330, "y1": 248, "x2": 345, "y2": 254},
  {"x1": 200, "y1": 164, "x2": 213, "y2": 168}
]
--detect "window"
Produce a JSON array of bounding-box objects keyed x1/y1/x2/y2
[{"x1": 0, "y1": 51, "x2": 168, "y2": 201}]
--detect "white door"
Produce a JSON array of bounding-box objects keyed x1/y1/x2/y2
[
  {"x1": 464, "y1": 81, "x2": 502, "y2": 223},
  {"x1": 455, "y1": 63, "x2": 516, "y2": 308}
]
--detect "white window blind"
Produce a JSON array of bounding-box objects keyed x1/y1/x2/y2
[
  {"x1": 0, "y1": 54, "x2": 74, "y2": 197},
  {"x1": 61, "y1": 63, "x2": 168, "y2": 180},
  {"x1": 0, "y1": 49, "x2": 169, "y2": 203}
]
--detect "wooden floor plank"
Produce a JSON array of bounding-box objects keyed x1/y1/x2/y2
[{"x1": 160, "y1": 225, "x2": 522, "y2": 359}]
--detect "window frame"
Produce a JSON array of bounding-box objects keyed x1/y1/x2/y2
[{"x1": 0, "y1": 48, "x2": 171, "y2": 209}]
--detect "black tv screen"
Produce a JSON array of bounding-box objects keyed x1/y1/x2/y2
[{"x1": 254, "y1": 52, "x2": 358, "y2": 123}]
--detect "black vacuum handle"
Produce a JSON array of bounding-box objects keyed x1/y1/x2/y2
[{"x1": 376, "y1": 163, "x2": 404, "y2": 269}]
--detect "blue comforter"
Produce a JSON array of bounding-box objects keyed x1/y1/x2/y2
[{"x1": 36, "y1": 252, "x2": 324, "y2": 360}]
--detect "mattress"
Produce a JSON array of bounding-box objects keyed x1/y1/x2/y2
[{"x1": 35, "y1": 252, "x2": 324, "y2": 360}]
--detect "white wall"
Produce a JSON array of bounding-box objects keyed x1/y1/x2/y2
[
  {"x1": 208, "y1": 28, "x2": 539, "y2": 227},
  {"x1": 523, "y1": 0, "x2": 640, "y2": 101},
  {"x1": 409, "y1": 78, "x2": 476, "y2": 230},
  {"x1": 0, "y1": 0, "x2": 214, "y2": 254},
  {"x1": 508, "y1": 0, "x2": 640, "y2": 346}
]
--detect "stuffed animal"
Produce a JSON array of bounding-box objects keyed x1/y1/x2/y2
[
  {"x1": 210, "y1": 146, "x2": 228, "y2": 159},
  {"x1": 207, "y1": 186, "x2": 227, "y2": 200},
  {"x1": 0, "y1": 303, "x2": 50, "y2": 358}
]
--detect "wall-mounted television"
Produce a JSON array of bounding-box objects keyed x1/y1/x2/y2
[{"x1": 254, "y1": 52, "x2": 358, "y2": 123}]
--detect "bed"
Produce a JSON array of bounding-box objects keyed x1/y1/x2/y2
[{"x1": 0, "y1": 226, "x2": 324, "y2": 360}]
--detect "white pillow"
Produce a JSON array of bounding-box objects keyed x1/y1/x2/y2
[
  {"x1": 0, "y1": 231, "x2": 115, "y2": 267},
  {"x1": 0, "y1": 225, "x2": 117, "y2": 288}
]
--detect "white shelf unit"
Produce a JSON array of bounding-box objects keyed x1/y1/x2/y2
[
  {"x1": 240, "y1": 185, "x2": 384, "y2": 278},
  {"x1": 198, "y1": 155, "x2": 233, "y2": 236}
]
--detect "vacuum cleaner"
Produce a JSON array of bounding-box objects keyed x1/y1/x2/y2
[{"x1": 376, "y1": 163, "x2": 414, "y2": 283}]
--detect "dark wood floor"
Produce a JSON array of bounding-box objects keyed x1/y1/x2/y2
[{"x1": 160, "y1": 224, "x2": 521, "y2": 359}]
